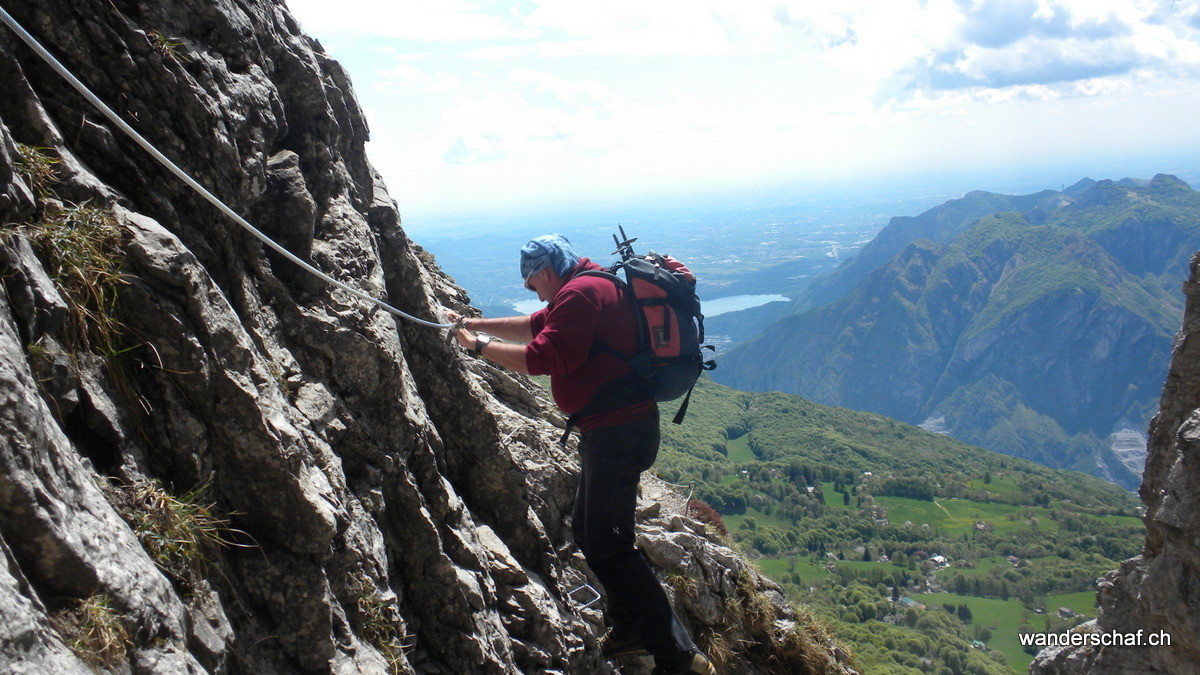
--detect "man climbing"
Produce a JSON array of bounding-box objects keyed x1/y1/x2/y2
[{"x1": 450, "y1": 234, "x2": 716, "y2": 675}]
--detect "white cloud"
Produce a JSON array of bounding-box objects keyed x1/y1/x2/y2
[
  {"x1": 507, "y1": 70, "x2": 620, "y2": 118},
  {"x1": 283, "y1": 0, "x2": 1200, "y2": 214},
  {"x1": 896, "y1": 0, "x2": 1200, "y2": 97},
  {"x1": 373, "y1": 63, "x2": 460, "y2": 92},
  {"x1": 283, "y1": 0, "x2": 531, "y2": 41}
]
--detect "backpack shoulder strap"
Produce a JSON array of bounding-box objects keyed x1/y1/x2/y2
[{"x1": 575, "y1": 267, "x2": 626, "y2": 287}]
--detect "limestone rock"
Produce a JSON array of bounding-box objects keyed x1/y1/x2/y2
[{"x1": 0, "y1": 1, "x2": 853, "y2": 672}]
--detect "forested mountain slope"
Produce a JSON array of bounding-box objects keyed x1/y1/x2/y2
[
  {"x1": 656, "y1": 377, "x2": 1144, "y2": 673},
  {"x1": 716, "y1": 176, "x2": 1200, "y2": 489}
]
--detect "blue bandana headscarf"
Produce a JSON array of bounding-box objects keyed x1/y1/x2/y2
[{"x1": 519, "y1": 234, "x2": 580, "y2": 281}]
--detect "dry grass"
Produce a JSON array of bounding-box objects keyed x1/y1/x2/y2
[
  {"x1": 723, "y1": 594, "x2": 745, "y2": 626},
  {"x1": 697, "y1": 629, "x2": 736, "y2": 672},
  {"x1": 106, "y1": 479, "x2": 244, "y2": 588},
  {"x1": 744, "y1": 587, "x2": 777, "y2": 635},
  {"x1": 667, "y1": 570, "x2": 698, "y2": 598},
  {"x1": 351, "y1": 575, "x2": 412, "y2": 674},
  {"x1": 51, "y1": 594, "x2": 130, "y2": 669},
  {"x1": 11, "y1": 197, "x2": 160, "y2": 424},
  {"x1": 12, "y1": 143, "x2": 59, "y2": 198},
  {"x1": 8, "y1": 145, "x2": 127, "y2": 358},
  {"x1": 718, "y1": 565, "x2": 855, "y2": 674},
  {"x1": 783, "y1": 606, "x2": 860, "y2": 675},
  {"x1": 14, "y1": 202, "x2": 128, "y2": 357},
  {"x1": 146, "y1": 30, "x2": 189, "y2": 62}
]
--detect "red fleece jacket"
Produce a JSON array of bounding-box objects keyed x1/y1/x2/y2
[{"x1": 525, "y1": 259, "x2": 657, "y2": 431}]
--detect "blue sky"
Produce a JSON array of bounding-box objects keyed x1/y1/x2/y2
[{"x1": 283, "y1": 0, "x2": 1200, "y2": 220}]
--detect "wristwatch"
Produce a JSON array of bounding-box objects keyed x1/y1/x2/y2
[{"x1": 473, "y1": 334, "x2": 491, "y2": 355}]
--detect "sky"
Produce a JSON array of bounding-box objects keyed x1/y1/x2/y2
[{"x1": 282, "y1": 0, "x2": 1200, "y2": 221}]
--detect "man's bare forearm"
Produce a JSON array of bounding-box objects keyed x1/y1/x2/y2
[
  {"x1": 466, "y1": 315, "x2": 534, "y2": 342},
  {"x1": 478, "y1": 340, "x2": 530, "y2": 373},
  {"x1": 449, "y1": 312, "x2": 535, "y2": 372}
]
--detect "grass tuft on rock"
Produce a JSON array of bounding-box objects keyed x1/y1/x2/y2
[
  {"x1": 51, "y1": 594, "x2": 130, "y2": 669},
  {"x1": 147, "y1": 30, "x2": 189, "y2": 62},
  {"x1": 13, "y1": 143, "x2": 59, "y2": 198},
  {"x1": 106, "y1": 479, "x2": 243, "y2": 588},
  {"x1": 14, "y1": 202, "x2": 128, "y2": 356},
  {"x1": 351, "y1": 575, "x2": 412, "y2": 674}
]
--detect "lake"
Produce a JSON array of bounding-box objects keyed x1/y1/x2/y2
[
  {"x1": 703, "y1": 294, "x2": 789, "y2": 316},
  {"x1": 513, "y1": 299, "x2": 545, "y2": 314}
]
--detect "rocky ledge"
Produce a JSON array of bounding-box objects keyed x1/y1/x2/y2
[{"x1": 0, "y1": 1, "x2": 855, "y2": 672}]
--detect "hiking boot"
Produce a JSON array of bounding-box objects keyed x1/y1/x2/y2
[
  {"x1": 600, "y1": 628, "x2": 650, "y2": 660},
  {"x1": 651, "y1": 651, "x2": 717, "y2": 675}
]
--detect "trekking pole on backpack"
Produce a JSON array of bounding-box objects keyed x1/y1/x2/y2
[{"x1": 611, "y1": 225, "x2": 638, "y2": 261}]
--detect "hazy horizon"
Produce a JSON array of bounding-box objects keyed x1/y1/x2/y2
[{"x1": 399, "y1": 160, "x2": 1200, "y2": 235}]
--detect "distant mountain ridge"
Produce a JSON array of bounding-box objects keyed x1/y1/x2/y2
[
  {"x1": 715, "y1": 175, "x2": 1200, "y2": 489},
  {"x1": 785, "y1": 187, "x2": 1073, "y2": 316}
]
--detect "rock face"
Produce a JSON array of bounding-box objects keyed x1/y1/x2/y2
[
  {"x1": 0, "y1": 1, "x2": 856, "y2": 673},
  {"x1": 1030, "y1": 252, "x2": 1200, "y2": 673}
]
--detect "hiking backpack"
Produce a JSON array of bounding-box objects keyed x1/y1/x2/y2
[{"x1": 568, "y1": 227, "x2": 715, "y2": 436}]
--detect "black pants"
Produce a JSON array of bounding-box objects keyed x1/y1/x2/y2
[{"x1": 573, "y1": 415, "x2": 697, "y2": 669}]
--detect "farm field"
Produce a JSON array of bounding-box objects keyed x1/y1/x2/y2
[
  {"x1": 874, "y1": 496, "x2": 1061, "y2": 536},
  {"x1": 913, "y1": 592, "x2": 1030, "y2": 673},
  {"x1": 725, "y1": 432, "x2": 756, "y2": 463},
  {"x1": 1046, "y1": 591, "x2": 1098, "y2": 617}
]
